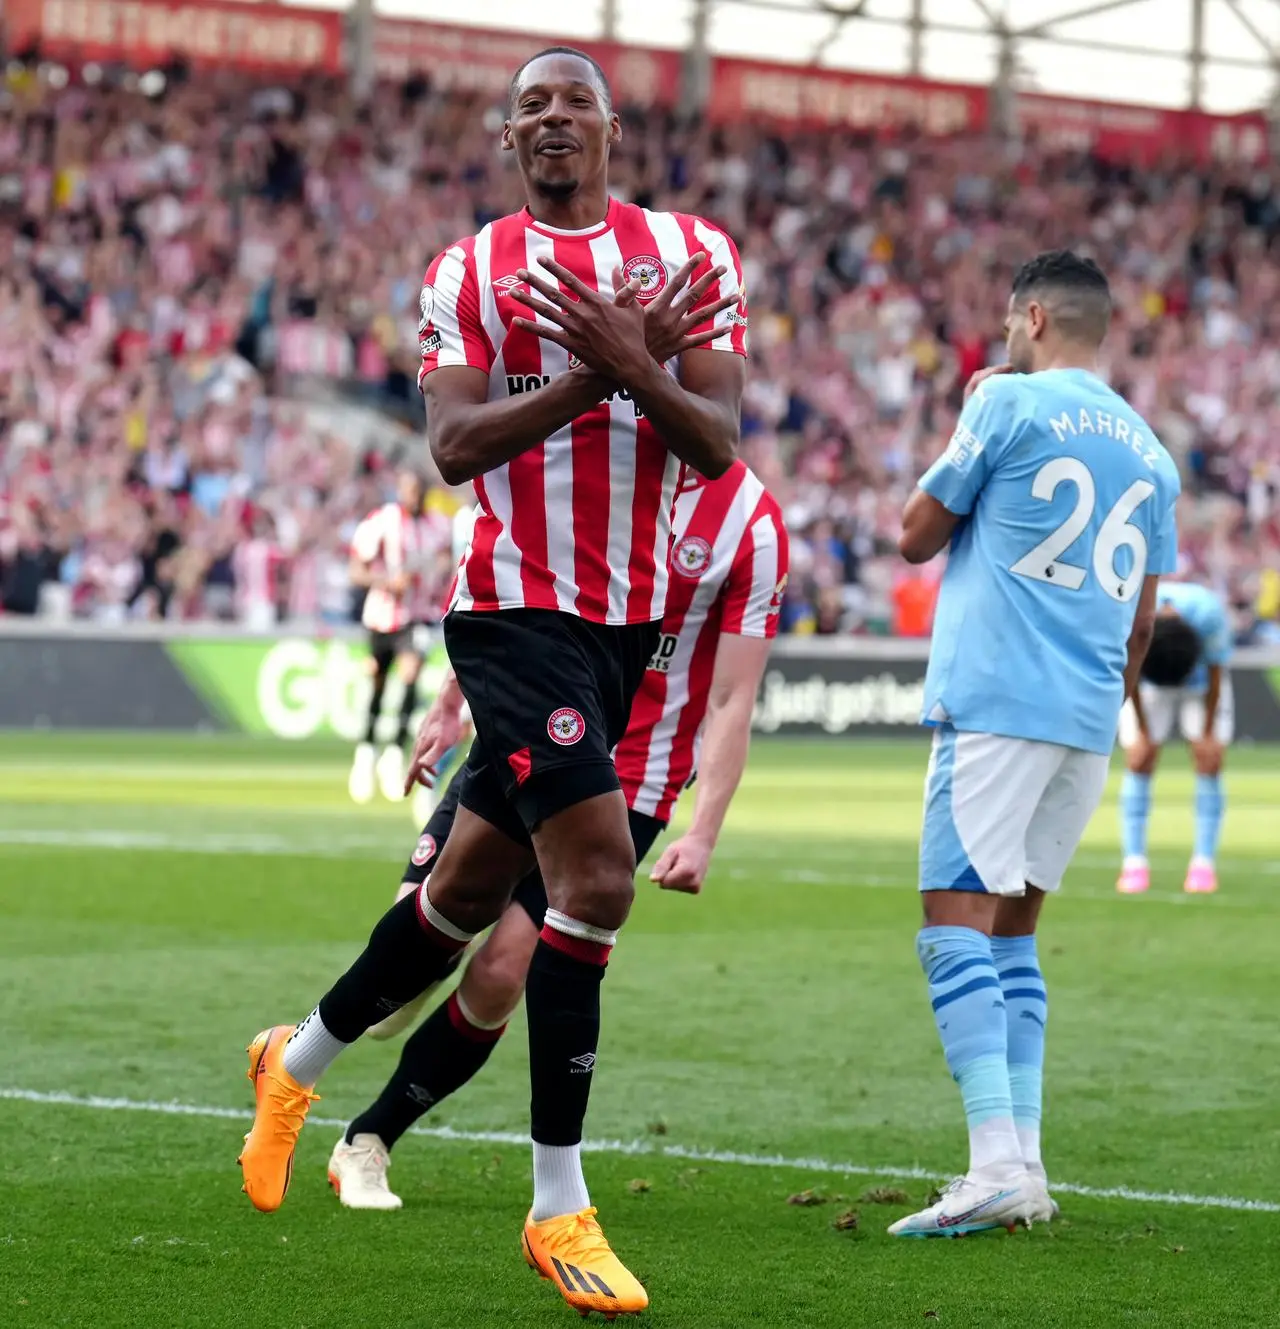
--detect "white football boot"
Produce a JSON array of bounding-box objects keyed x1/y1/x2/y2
[
  {"x1": 410, "y1": 778, "x2": 439, "y2": 827},
  {"x1": 1025, "y1": 1162, "x2": 1060, "y2": 1220},
  {"x1": 348, "y1": 742, "x2": 377, "y2": 804},
  {"x1": 376, "y1": 744, "x2": 406, "y2": 802},
  {"x1": 327, "y1": 1133, "x2": 402, "y2": 1210},
  {"x1": 888, "y1": 1171, "x2": 1037, "y2": 1237}
]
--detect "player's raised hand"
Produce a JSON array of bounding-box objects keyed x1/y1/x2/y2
[
  {"x1": 617, "y1": 252, "x2": 738, "y2": 364},
  {"x1": 649, "y1": 833, "x2": 713, "y2": 894},
  {"x1": 963, "y1": 363, "x2": 1015, "y2": 403},
  {"x1": 509, "y1": 256, "x2": 649, "y2": 383}
]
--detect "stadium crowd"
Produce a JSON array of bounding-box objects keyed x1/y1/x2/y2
[{"x1": 2, "y1": 59, "x2": 1280, "y2": 640}]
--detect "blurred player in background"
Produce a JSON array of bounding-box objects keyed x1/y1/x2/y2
[
  {"x1": 893, "y1": 251, "x2": 1180, "y2": 1236},
  {"x1": 348, "y1": 468, "x2": 450, "y2": 804},
  {"x1": 1117, "y1": 581, "x2": 1232, "y2": 895},
  {"x1": 408, "y1": 502, "x2": 481, "y2": 827},
  {"x1": 327, "y1": 460, "x2": 788, "y2": 1208}
]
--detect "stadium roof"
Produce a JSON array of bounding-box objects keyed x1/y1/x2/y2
[{"x1": 290, "y1": 0, "x2": 1280, "y2": 114}]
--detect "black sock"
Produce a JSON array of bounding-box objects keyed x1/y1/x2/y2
[
  {"x1": 317, "y1": 893, "x2": 466, "y2": 1043},
  {"x1": 395, "y1": 675, "x2": 417, "y2": 748},
  {"x1": 525, "y1": 928, "x2": 610, "y2": 1146},
  {"x1": 365, "y1": 671, "x2": 387, "y2": 744},
  {"x1": 346, "y1": 992, "x2": 506, "y2": 1149}
]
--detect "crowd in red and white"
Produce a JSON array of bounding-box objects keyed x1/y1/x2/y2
[{"x1": 2, "y1": 57, "x2": 1279, "y2": 639}]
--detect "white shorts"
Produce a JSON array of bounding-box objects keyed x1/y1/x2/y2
[
  {"x1": 919, "y1": 726, "x2": 1110, "y2": 897},
  {"x1": 1117, "y1": 675, "x2": 1234, "y2": 748}
]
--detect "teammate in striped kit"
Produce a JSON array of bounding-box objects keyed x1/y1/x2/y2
[
  {"x1": 238, "y1": 47, "x2": 749, "y2": 1318},
  {"x1": 348, "y1": 468, "x2": 451, "y2": 804},
  {"x1": 326, "y1": 460, "x2": 788, "y2": 1209},
  {"x1": 408, "y1": 502, "x2": 482, "y2": 828}
]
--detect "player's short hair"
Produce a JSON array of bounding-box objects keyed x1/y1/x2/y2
[
  {"x1": 509, "y1": 46, "x2": 614, "y2": 114},
  {"x1": 1010, "y1": 250, "x2": 1112, "y2": 345},
  {"x1": 1140, "y1": 613, "x2": 1202, "y2": 688}
]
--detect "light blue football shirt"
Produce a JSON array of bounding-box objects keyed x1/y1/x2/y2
[
  {"x1": 1156, "y1": 581, "x2": 1231, "y2": 690},
  {"x1": 919, "y1": 368, "x2": 1182, "y2": 755}
]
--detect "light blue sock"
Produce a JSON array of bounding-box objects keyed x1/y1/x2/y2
[
  {"x1": 1119, "y1": 771, "x2": 1152, "y2": 861},
  {"x1": 917, "y1": 926, "x2": 1021, "y2": 1174},
  {"x1": 1193, "y1": 774, "x2": 1224, "y2": 862},
  {"x1": 990, "y1": 934, "x2": 1046, "y2": 1169}
]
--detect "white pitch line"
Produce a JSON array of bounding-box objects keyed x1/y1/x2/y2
[
  {"x1": 2, "y1": 1086, "x2": 1276, "y2": 1215},
  {"x1": 3, "y1": 828, "x2": 1277, "y2": 909},
  {"x1": 0, "y1": 828, "x2": 405, "y2": 860}
]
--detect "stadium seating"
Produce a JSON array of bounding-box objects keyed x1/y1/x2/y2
[{"x1": 1, "y1": 67, "x2": 1278, "y2": 639}]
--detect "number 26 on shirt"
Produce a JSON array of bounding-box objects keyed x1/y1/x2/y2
[{"x1": 1010, "y1": 457, "x2": 1155, "y2": 603}]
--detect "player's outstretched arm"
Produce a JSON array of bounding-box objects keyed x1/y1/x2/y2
[
  {"x1": 650, "y1": 634, "x2": 771, "y2": 894},
  {"x1": 425, "y1": 365, "x2": 616, "y2": 485},
  {"x1": 1124, "y1": 574, "x2": 1161, "y2": 701},
  {"x1": 404, "y1": 669, "x2": 466, "y2": 794}
]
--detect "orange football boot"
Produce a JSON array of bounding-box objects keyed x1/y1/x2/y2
[
  {"x1": 237, "y1": 1025, "x2": 318, "y2": 1212},
  {"x1": 522, "y1": 1207, "x2": 648, "y2": 1319}
]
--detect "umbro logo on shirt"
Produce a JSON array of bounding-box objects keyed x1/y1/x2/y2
[{"x1": 493, "y1": 274, "x2": 524, "y2": 295}]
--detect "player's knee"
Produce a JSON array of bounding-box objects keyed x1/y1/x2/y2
[
  {"x1": 1127, "y1": 747, "x2": 1159, "y2": 776},
  {"x1": 1194, "y1": 750, "x2": 1223, "y2": 777},
  {"x1": 550, "y1": 841, "x2": 637, "y2": 931},
  {"x1": 461, "y1": 938, "x2": 529, "y2": 1023},
  {"x1": 397, "y1": 653, "x2": 421, "y2": 685}
]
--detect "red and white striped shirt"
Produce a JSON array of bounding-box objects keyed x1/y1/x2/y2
[
  {"x1": 418, "y1": 198, "x2": 749, "y2": 626},
  {"x1": 616, "y1": 461, "x2": 789, "y2": 821},
  {"x1": 352, "y1": 502, "x2": 450, "y2": 633}
]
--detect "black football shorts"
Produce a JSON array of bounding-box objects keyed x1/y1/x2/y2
[
  {"x1": 442, "y1": 608, "x2": 659, "y2": 842},
  {"x1": 400, "y1": 761, "x2": 667, "y2": 930},
  {"x1": 368, "y1": 623, "x2": 432, "y2": 671}
]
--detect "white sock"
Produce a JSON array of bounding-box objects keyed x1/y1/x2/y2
[
  {"x1": 1123, "y1": 854, "x2": 1148, "y2": 869},
  {"x1": 282, "y1": 1007, "x2": 349, "y2": 1087},
  {"x1": 531, "y1": 1142, "x2": 591, "y2": 1222},
  {"x1": 1017, "y1": 1123, "x2": 1043, "y2": 1173},
  {"x1": 968, "y1": 1115, "x2": 1024, "y2": 1179}
]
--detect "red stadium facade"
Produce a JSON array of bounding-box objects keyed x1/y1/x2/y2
[{"x1": 5, "y1": 0, "x2": 1269, "y2": 164}]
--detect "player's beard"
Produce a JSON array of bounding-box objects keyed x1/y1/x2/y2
[
  {"x1": 1007, "y1": 332, "x2": 1034, "y2": 375},
  {"x1": 531, "y1": 173, "x2": 580, "y2": 199}
]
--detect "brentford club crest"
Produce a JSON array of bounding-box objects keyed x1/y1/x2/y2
[
  {"x1": 547, "y1": 707, "x2": 586, "y2": 746},
  {"x1": 622, "y1": 255, "x2": 668, "y2": 303},
  {"x1": 672, "y1": 535, "x2": 713, "y2": 579},
  {"x1": 410, "y1": 833, "x2": 436, "y2": 867}
]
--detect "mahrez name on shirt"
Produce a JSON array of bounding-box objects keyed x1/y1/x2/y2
[{"x1": 1048, "y1": 407, "x2": 1161, "y2": 469}]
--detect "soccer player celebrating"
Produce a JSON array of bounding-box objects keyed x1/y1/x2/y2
[
  {"x1": 237, "y1": 46, "x2": 748, "y2": 1318},
  {"x1": 892, "y1": 251, "x2": 1180, "y2": 1237},
  {"x1": 348, "y1": 468, "x2": 449, "y2": 804},
  {"x1": 1117, "y1": 581, "x2": 1233, "y2": 895},
  {"x1": 327, "y1": 459, "x2": 788, "y2": 1209}
]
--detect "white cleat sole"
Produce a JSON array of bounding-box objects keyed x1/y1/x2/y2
[
  {"x1": 888, "y1": 1176, "x2": 1038, "y2": 1238},
  {"x1": 327, "y1": 1169, "x2": 403, "y2": 1210}
]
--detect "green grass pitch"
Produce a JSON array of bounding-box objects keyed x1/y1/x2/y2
[{"x1": 1, "y1": 732, "x2": 1278, "y2": 1328}]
